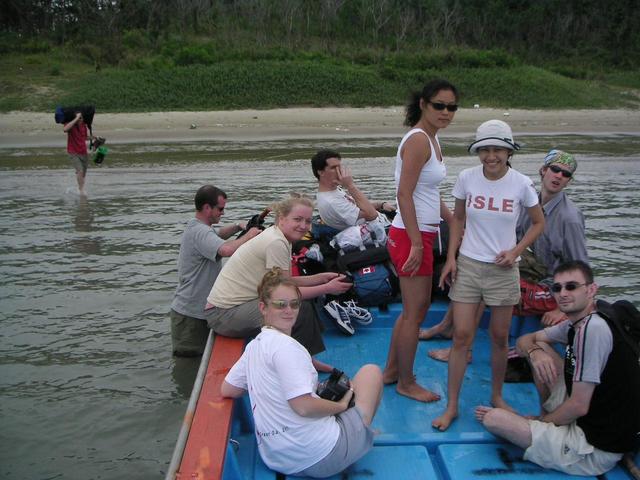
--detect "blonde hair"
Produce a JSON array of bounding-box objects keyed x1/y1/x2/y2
[
  {"x1": 271, "y1": 193, "x2": 314, "y2": 222},
  {"x1": 258, "y1": 267, "x2": 302, "y2": 304}
]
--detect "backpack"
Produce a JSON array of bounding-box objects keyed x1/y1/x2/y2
[
  {"x1": 596, "y1": 299, "x2": 640, "y2": 358},
  {"x1": 596, "y1": 299, "x2": 640, "y2": 452},
  {"x1": 55, "y1": 105, "x2": 96, "y2": 136}
]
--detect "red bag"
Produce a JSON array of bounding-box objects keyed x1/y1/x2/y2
[{"x1": 515, "y1": 279, "x2": 557, "y2": 315}]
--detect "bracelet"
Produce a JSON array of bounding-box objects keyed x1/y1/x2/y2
[{"x1": 527, "y1": 346, "x2": 543, "y2": 357}]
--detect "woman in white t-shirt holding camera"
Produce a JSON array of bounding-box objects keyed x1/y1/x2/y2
[
  {"x1": 222, "y1": 268, "x2": 383, "y2": 478},
  {"x1": 432, "y1": 120, "x2": 544, "y2": 431}
]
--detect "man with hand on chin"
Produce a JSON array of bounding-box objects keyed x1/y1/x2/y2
[
  {"x1": 312, "y1": 149, "x2": 395, "y2": 231},
  {"x1": 475, "y1": 260, "x2": 635, "y2": 476}
]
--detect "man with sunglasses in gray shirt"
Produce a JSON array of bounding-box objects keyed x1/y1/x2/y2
[{"x1": 170, "y1": 185, "x2": 260, "y2": 357}]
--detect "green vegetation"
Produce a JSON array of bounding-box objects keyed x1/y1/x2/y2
[{"x1": 1, "y1": 0, "x2": 639, "y2": 112}]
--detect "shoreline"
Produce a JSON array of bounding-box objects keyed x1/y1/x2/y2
[{"x1": 1, "y1": 107, "x2": 639, "y2": 148}]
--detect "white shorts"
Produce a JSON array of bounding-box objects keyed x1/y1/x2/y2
[{"x1": 524, "y1": 381, "x2": 622, "y2": 476}]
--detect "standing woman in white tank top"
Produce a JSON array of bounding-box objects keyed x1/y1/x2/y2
[{"x1": 383, "y1": 79, "x2": 459, "y2": 402}]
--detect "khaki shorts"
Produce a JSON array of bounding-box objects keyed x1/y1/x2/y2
[
  {"x1": 170, "y1": 309, "x2": 210, "y2": 357},
  {"x1": 293, "y1": 406, "x2": 374, "y2": 478},
  {"x1": 69, "y1": 154, "x2": 89, "y2": 175},
  {"x1": 524, "y1": 381, "x2": 622, "y2": 476},
  {"x1": 449, "y1": 254, "x2": 520, "y2": 306}
]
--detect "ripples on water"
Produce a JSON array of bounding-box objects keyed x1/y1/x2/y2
[{"x1": 0, "y1": 135, "x2": 639, "y2": 479}]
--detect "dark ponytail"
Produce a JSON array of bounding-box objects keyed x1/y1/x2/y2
[{"x1": 403, "y1": 79, "x2": 460, "y2": 127}]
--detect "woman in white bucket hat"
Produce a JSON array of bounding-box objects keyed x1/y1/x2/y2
[
  {"x1": 382, "y1": 79, "x2": 458, "y2": 403},
  {"x1": 432, "y1": 119, "x2": 545, "y2": 431}
]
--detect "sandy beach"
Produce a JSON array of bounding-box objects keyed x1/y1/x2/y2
[{"x1": 1, "y1": 107, "x2": 639, "y2": 148}]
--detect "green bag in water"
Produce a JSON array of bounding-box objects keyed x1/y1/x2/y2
[{"x1": 93, "y1": 146, "x2": 108, "y2": 165}]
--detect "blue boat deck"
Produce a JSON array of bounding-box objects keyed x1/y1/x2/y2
[{"x1": 223, "y1": 300, "x2": 635, "y2": 479}]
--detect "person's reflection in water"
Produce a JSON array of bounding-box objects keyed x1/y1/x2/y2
[
  {"x1": 72, "y1": 196, "x2": 102, "y2": 255},
  {"x1": 172, "y1": 355, "x2": 202, "y2": 398}
]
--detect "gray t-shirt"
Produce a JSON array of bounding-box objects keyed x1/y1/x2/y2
[
  {"x1": 171, "y1": 218, "x2": 225, "y2": 319},
  {"x1": 544, "y1": 313, "x2": 612, "y2": 385}
]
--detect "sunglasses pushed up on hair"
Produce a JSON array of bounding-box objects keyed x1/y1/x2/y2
[
  {"x1": 548, "y1": 164, "x2": 573, "y2": 178},
  {"x1": 550, "y1": 281, "x2": 588, "y2": 293},
  {"x1": 428, "y1": 101, "x2": 458, "y2": 112}
]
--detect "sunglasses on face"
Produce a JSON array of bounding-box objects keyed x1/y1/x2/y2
[
  {"x1": 428, "y1": 101, "x2": 458, "y2": 112},
  {"x1": 268, "y1": 299, "x2": 301, "y2": 309},
  {"x1": 548, "y1": 165, "x2": 572, "y2": 178},
  {"x1": 550, "y1": 281, "x2": 588, "y2": 293},
  {"x1": 210, "y1": 204, "x2": 224, "y2": 212}
]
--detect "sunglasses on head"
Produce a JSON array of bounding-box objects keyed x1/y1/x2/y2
[
  {"x1": 548, "y1": 164, "x2": 572, "y2": 178},
  {"x1": 550, "y1": 281, "x2": 588, "y2": 293},
  {"x1": 268, "y1": 299, "x2": 301, "y2": 309},
  {"x1": 428, "y1": 101, "x2": 458, "y2": 112}
]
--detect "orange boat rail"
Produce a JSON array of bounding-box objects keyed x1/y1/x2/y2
[{"x1": 175, "y1": 335, "x2": 245, "y2": 480}]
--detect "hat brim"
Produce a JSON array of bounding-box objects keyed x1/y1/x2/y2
[{"x1": 468, "y1": 138, "x2": 520, "y2": 154}]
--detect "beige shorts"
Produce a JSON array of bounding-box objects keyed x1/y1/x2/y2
[
  {"x1": 69, "y1": 154, "x2": 89, "y2": 174},
  {"x1": 524, "y1": 381, "x2": 622, "y2": 476},
  {"x1": 449, "y1": 254, "x2": 520, "y2": 306}
]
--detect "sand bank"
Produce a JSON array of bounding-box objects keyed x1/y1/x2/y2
[{"x1": 1, "y1": 107, "x2": 639, "y2": 148}]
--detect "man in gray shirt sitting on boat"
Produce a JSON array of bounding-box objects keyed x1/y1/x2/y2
[
  {"x1": 170, "y1": 185, "x2": 260, "y2": 357},
  {"x1": 475, "y1": 260, "x2": 636, "y2": 476},
  {"x1": 425, "y1": 149, "x2": 589, "y2": 360},
  {"x1": 312, "y1": 149, "x2": 395, "y2": 231}
]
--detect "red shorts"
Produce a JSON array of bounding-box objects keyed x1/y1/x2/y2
[
  {"x1": 515, "y1": 279, "x2": 558, "y2": 315},
  {"x1": 387, "y1": 226, "x2": 436, "y2": 276}
]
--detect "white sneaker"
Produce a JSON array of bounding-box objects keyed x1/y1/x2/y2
[
  {"x1": 323, "y1": 301, "x2": 355, "y2": 336},
  {"x1": 343, "y1": 300, "x2": 373, "y2": 325}
]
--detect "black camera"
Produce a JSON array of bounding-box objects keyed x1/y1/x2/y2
[{"x1": 316, "y1": 368, "x2": 353, "y2": 406}]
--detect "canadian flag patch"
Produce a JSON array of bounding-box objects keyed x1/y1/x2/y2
[{"x1": 360, "y1": 266, "x2": 375, "y2": 275}]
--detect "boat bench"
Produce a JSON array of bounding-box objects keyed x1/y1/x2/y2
[
  {"x1": 251, "y1": 445, "x2": 436, "y2": 479},
  {"x1": 247, "y1": 442, "x2": 636, "y2": 479},
  {"x1": 435, "y1": 443, "x2": 634, "y2": 480}
]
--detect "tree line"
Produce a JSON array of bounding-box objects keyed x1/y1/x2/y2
[{"x1": 2, "y1": 0, "x2": 639, "y2": 66}]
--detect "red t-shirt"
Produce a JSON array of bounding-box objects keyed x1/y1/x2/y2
[{"x1": 66, "y1": 122, "x2": 88, "y2": 155}]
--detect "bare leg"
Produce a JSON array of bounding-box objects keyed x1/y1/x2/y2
[
  {"x1": 351, "y1": 364, "x2": 384, "y2": 425},
  {"x1": 426, "y1": 302, "x2": 483, "y2": 362},
  {"x1": 383, "y1": 275, "x2": 440, "y2": 402},
  {"x1": 432, "y1": 301, "x2": 481, "y2": 431},
  {"x1": 76, "y1": 169, "x2": 86, "y2": 196},
  {"x1": 418, "y1": 307, "x2": 453, "y2": 340},
  {"x1": 475, "y1": 406, "x2": 532, "y2": 449},
  {"x1": 488, "y1": 305, "x2": 514, "y2": 410},
  {"x1": 526, "y1": 342, "x2": 564, "y2": 414},
  {"x1": 382, "y1": 311, "x2": 402, "y2": 384}
]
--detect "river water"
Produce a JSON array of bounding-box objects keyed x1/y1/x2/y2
[{"x1": 1, "y1": 133, "x2": 639, "y2": 479}]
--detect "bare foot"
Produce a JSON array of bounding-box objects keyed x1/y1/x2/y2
[
  {"x1": 428, "y1": 347, "x2": 472, "y2": 363},
  {"x1": 418, "y1": 324, "x2": 452, "y2": 340},
  {"x1": 490, "y1": 396, "x2": 516, "y2": 414},
  {"x1": 474, "y1": 405, "x2": 493, "y2": 423},
  {"x1": 396, "y1": 381, "x2": 440, "y2": 403},
  {"x1": 432, "y1": 407, "x2": 458, "y2": 431},
  {"x1": 312, "y1": 358, "x2": 333, "y2": 373}
]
